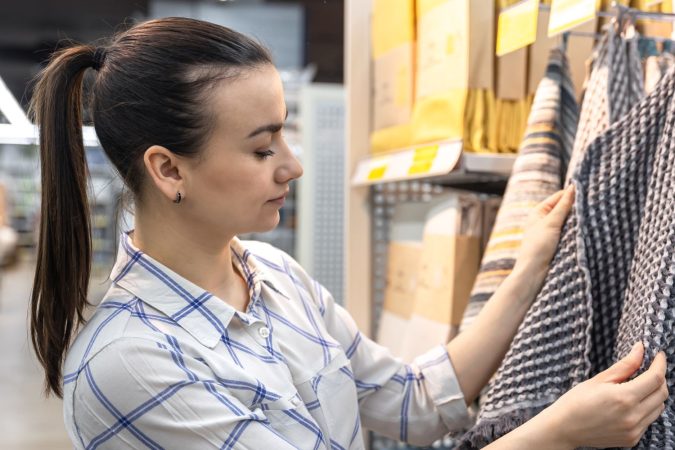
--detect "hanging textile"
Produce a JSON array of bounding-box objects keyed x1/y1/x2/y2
[
  {"x1": 645, "y1": 52, "x2": 675, "y2": 94},
  {"x1": 461, "y1": 64, "x2": 675, "y2": 450},
  {"x1": 565, "y1": 22, "x2": 644, "y2": 181},
  {"x1": 459, "y1": 47, "x2": 578, "y2": 334}
]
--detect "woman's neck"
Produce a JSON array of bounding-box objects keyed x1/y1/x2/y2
[{"x1": 131, "y1": 207, "x2": 246, "y2": 308}]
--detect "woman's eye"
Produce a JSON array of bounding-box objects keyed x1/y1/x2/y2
[{"x1": 255, "y1": 150, "x2": 275, "y2": 160}]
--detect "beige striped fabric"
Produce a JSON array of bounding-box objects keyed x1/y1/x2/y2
[{"x1": 459, "y1": 47, "x2": 578, "y2": 334}]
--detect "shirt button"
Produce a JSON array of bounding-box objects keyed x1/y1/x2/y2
[
  {"x1": 259, "y1": 327, "x2": 270, "y2": 338},
  {"x1": 291, "y1": 397, "x2": 302, "y2": 407}
]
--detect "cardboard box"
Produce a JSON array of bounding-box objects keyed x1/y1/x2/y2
[
  {"x1": 377, "y1": 241, "x2": 423, "y2": 356},
  {"x1": 496, "y1": 47, "x2": 528, "y2": 100},
  {"x1": 377, "y1": 200, "x2": 434, "y2": 357},
  {"x1": 373, "y1": 44, "x2": 415, "y2": 130},
  {"x1": 399, "y1": 191, "x2": 482, "y2": 361},
  {"x1": 528, "y1": 8, "x2": 559, "y2": 96},
  {"x1": 567, "y1": 18, "x2": 597, "y2": 100},
  {"x1": 481, "y1": 196, "x2": 502, "y2": 254}
]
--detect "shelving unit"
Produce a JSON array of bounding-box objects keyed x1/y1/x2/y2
[
  {"x1": 344, "y1": 1, "x2": 516, "y2": 448},
  {"x1": 351, "y1": 141, "x2": 516, "y2": 187},
  {"x1": 344, "y1": 0, "x2": 516, "y2": 338}
]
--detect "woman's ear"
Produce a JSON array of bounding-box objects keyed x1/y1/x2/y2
[{"x1": 143, "y1": 145, "x2": 185, "y2": 202}]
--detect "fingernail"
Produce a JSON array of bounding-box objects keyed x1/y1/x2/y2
[{"x1": 631, "y1": 342, "x2": 641, "y2": 354}]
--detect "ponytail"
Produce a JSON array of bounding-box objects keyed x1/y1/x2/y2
[{"x1": 29, "y1": 45, "x2": 97, "y2": 397}]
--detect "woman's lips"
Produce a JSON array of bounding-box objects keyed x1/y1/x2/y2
[{"x1": 268, "y1": 194, "x2": 286, "y2": 205}]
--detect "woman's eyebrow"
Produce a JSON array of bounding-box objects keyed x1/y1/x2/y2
[{"x1": 246, "y1": 109, "x2": 289, "y2": 139}]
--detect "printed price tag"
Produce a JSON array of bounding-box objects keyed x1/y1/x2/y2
[
  {"x1": 408, "y1": 145, "x2": 439, "y2": 175},
  {"x1": 548, "y1": 0, "x2": 598, "y2": 37},
  {"x1": 368, "y1": 164, "x2": 388, "y2": 181},
  {"x1": 496, "y1": 0, "x2": 539, "y2": 56}
]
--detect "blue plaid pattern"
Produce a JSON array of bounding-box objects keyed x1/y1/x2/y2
[{"x1": 62, "y1": 232, "x2": 469, "y2": 449}]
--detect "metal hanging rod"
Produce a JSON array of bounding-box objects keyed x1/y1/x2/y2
[
  {"x1": 597, "y1": 9, "x2": 675, "y2": 22},
  {"x1": 538, "y1": 3, "x2": 675, "y2": 21},
  {"x1": 564, "y1": 29, "x2": 674, "y2": 43}
]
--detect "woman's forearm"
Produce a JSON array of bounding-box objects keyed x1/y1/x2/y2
[{"x1": 446, "y1": 267, "x2": 542, "y2": 404}]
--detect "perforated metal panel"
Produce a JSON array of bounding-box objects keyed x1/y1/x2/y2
[{"x1": 297, "y1": 84, "x2": 346, "y2": 305}]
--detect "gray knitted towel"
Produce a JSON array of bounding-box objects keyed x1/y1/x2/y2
[
  {"x1": 460, "y1": 64, "x2": 675, "y2": 449},
  {"x1": 566, "y1": 23, "x2": 643, "y2": 182}
]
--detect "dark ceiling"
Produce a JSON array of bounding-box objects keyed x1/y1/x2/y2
[{"x1": 0, "y1": 0, "x2": 344, "y2": 108}]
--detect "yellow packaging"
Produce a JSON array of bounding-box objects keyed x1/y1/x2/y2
[
  {"x1": 371, "y1": 0, "x2": 416, "y2": 149},
  {"x1": 411, "y1": 0, "x2": 494, "y2": 145}
]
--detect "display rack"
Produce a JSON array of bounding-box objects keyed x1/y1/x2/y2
[
  {"x1": 0, "y1": 80, "x2": 122, "y2": 300},
  {"x1": 296, "y1": 83, "x2": 346, "y2": 305},
  {"x1": 344, "y1": 0, "x2": 517, "y2": 346},
  {"x1": 344, "y1": 1, "x2": 515, "y2": 448}
]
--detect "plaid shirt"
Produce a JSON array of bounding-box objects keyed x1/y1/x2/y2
[{"x1": 62, "y1": 232, "x2": 469, "y2": 449}]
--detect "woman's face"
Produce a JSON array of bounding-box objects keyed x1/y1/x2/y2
[{"x1": 182, "y1": 64, "x2": 303, "y2": 237}]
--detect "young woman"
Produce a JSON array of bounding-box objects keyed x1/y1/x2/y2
[{"x1": 29, "y1": 18, "x2": 667, "y2": 450}]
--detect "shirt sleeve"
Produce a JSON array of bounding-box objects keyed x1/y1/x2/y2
[
  {"x1": 310, "y1": 278, "x2": 471, "y2": 446},
  {"x1": 68, "y1": 337, "x2": 301, "y2": 450}
]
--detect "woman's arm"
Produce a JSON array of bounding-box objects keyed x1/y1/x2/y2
[
  {"x1": 446, "y1": 185, "x2": 668, "y2": 448},
  {"x1": 447, "y1": 186, "x2": 575, "y2": 403}
]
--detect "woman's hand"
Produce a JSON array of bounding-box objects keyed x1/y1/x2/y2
[
  {"x1": 512, "y1": 184, "x2": 575, "y2": 288},
  {"x1": 536, "y1": 342, "x2": 668, "y2": 449},
  {"x1": 491, "y1": 342, "x2": 668, "y2": 449}
]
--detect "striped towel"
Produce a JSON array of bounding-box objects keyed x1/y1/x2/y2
[
  {"x1": 459, "y1": 47, "x2": 578, "y2": 334},
  {"x1": 460, "y1": 54, "x2": 675, "y2": 450},
  {"x1": 566, "y1": 22, "x2": 643, "y2": 181}
]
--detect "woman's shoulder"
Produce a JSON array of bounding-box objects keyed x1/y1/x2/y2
[{"x1": 63, "y1": 287, "x2": 170, "y2": 382}]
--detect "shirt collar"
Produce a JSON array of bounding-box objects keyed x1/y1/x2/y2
[
  {"x1": 230, "y1": 239, "x2": 291, "y2": 301},
  {"x1": 109, "y1": 232, "x2": 288, "y2": 348}
]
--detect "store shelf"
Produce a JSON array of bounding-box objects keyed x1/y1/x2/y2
[{"x1": 351, "y1": 140, "x2": 516, "y2": 186}]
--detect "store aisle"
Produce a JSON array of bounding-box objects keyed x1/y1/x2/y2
[{"x1": 0, "y1": 256, "x2": 71, "y2": 450}]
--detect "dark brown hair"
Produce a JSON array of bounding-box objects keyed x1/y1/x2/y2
[{"x1": 29, "y1": 17, "x2": 272, "y2": 397}]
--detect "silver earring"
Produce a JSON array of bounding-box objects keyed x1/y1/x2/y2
[{"x1": 173, "y1": 192, "x2": 182, "y2": 204}]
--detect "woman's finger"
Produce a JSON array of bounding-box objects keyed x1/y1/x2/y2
[
  {"x1": 637, "y1": 381, "x2": 668, "y2": 423},
  {"x1": 545, "y1": 184, "x2": 575, "y2": 225},
  {"x1": 636, "y1": 401, "x2": 666, "y2": 438},
  {"x1": 534, "y1": 189, "x2": 566, "y2": 216},
  {"x1": 595, "y1": 341, "x2": 643, "y2": 383},
  {"x1": 626, "y1": 352, "x2": 667, "y2": 401}
]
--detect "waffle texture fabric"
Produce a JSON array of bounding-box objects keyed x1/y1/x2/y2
[
  {"x1": 566, "y1": 24, "x2": 644, "y2": 182},
  {"x1": 459, "y1": 48, "x2": 578, "y2": 334},
  {"x1": 460, "y1": 64, "x2": 675, "y2": 450}
]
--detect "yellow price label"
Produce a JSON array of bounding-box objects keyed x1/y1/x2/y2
[
  {"x1": 368, "y1": 165, "x2": 388, "y2": 181},
  {"x1": 408, "y1": 161, "x2": 434, "y2": 175},
  {"x1": 548, "y1": 0, "x2": 598, "y2": 37},
  {"x1": 413, "y1": 145, "x2": 439, "y2": 162},
  {"x1": 408, "y1": 145, "x2": 438, "y2": 175},
  {"x1": 496, "y1": 0, "x2": 539, "y2": 56}
]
